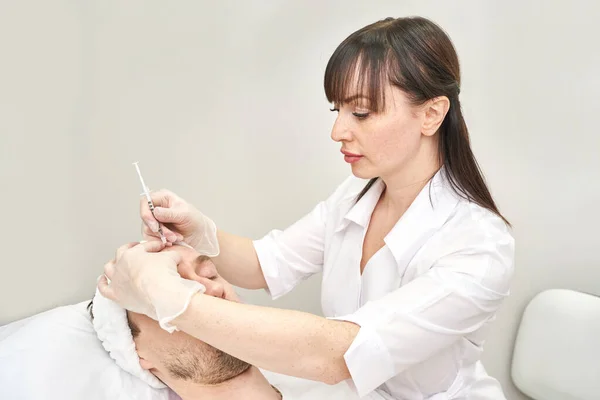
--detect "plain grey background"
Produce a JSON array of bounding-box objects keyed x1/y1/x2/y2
[{"x1": 1, "y1": 1, "x2": 599, "y2": 399}]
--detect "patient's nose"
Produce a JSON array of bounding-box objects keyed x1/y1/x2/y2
[{"x1": 204, "y1": 281, "x2": 225, "y2": 299}]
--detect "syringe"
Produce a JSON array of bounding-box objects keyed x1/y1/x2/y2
[{"x1": 133, "y1": 162, "x2": 167, "y2": 244}]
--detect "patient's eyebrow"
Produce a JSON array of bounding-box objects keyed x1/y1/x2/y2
[
  {"x1": 194, "y1": 255, "x2": 217, "y2": 275},
  {"x1": 195, "y1": 255, "x2": 211, "y2": 264},
  {"x1": 127, "y1": 314, "x2": 141, "y2": 338}
]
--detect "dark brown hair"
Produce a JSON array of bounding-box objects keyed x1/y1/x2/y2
[{"x1": 324, "y1": 16, "x2": 509, "y2": 226}]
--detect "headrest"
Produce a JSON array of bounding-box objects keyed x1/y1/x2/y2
[{"x1": 511, "y1": 289, "x2": 600, "y2": 400}]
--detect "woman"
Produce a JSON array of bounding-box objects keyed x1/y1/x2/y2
[{"x1": 99, "y1": 16, "x2": 514, "y2": 399}]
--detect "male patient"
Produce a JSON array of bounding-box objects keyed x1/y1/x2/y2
[
  {"x1": 90, "y1": 243, "x2": 284, "y2": 400},
  {"x1": 0, "y1": 243, "x2": 362, "y2": 400}
]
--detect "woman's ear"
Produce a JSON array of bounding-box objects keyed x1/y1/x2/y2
[
  {"x1": 139, "y1": 357, "x2": 154, "y2": 371},
  {"x1": 422, "y1": 96, "x2": 450, "y2": 137}
]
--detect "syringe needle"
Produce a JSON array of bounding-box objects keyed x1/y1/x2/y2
[{"x1": 133, "y1": 162, "x2": 167, "y2": 244}]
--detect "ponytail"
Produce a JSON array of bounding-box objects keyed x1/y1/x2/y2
[
  {"x1": 357, "y1": 96, "x2": 510, "y2": 227},
  {"x1": 441, "y1": 96, "x2": 510, "y2": 226}
]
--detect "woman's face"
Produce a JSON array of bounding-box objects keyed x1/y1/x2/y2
[{"x1": 330, "y1": 80, "x2": 428, "y2": 181}]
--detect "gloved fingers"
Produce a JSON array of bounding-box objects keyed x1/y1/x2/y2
[
  {"x1": 140, "y1": 198, "x2": 160, "y2": 233},
  {"x1": 196, "y1": 223, "x2": 220, "y2": 257},
  {"x1": 152, "y1": 206, "x2": 187, "y2": 224},
  {"x1": 97, "y1": 274, "x2": 115, "y2": 300},
  {"x1": 116, "y1": 241, "x2": 139, "y2": 261},
  {"x1": 141, "y1": 234, "x2": 175, "y2": 248},
  {"x1": 163, "y1": 225, "x2": 183, "y2": 243},
  {"x1": 149, "y1": 189, "x2": 178, "y2": 208},
  {"x1": 141, "y1": 220, "x2": 181, "y2": 245},
  {"x1": 141, "y1": 208, "x2": 184, "y2": 244},
  {"x1": 162, "y1": 247, "x2": 183, "y2": 265},
  {"x1": 141, "y1": 223, "x2": 177, "y2": 241},
  {"x1": 141, "y1": 223, "x2": 154, "y2": 240},
  {"x1": 137, "y1": 239, "x2": 168, "y2": 254},
  {"x1": 140, "y1": 189, "x2": 176, "y2": 232},
  {"x1": 103, "y1": 260, "x2": 116, "y2": 280}
]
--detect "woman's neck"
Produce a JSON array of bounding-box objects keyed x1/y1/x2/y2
[
  {"x1": 380, "y1": 154, "x2": 441, "y2": 215},
  {"x1": 378, "y1": 132, "x2": 440, "y2": 212},
  {"x1": 168, "y1": 366, "x2": 281, "y2": 400}
]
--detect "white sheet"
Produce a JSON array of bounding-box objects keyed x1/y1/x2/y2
[
  {"x1": 0, "y1": 301, "x2": 170, "y2": 400},
  {"x1": 0, "y1": 301, "x2": 380, "y2": 399}
]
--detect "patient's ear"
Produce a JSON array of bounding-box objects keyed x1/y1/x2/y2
[{"x1": 139, "y1": 357, "x2": 154, "y2": 371}]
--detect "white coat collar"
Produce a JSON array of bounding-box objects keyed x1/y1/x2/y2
[
  {"x1": 337, "y1": 178, "x2": 386, "y2": 231},
  {"x1": 337, "y1": 169, "x2": 461, "y2": 266}
]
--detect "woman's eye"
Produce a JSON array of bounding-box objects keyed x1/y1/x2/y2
[{"x1": 330, "y1": 107, "x2": 369, "y2": 119}]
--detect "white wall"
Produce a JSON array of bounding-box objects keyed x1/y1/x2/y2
[{"x1": 1, "y1": 1, "x2": 599, "y2": 399}]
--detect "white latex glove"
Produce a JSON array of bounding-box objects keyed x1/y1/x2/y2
[
  {"x1": 97, "y1": 241, "x2": 206, "y2": 333},
  {"x1": 140, "y1": 189, "x2": 219, "y2": 257}
]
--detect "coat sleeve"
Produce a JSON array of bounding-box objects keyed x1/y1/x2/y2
[
  {"x1": 253, "y1": 176, "x2": 363, "y2": 299},
  {"x1": 329, "y1": 231, "x2": 515, "y2": 396}
]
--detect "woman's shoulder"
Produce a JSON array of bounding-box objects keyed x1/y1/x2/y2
[
  {"x1": 452, "y1": 200, "x2": 512, "y2": 235},
  {"x1": 438, "y1": 199, "x2": 515, "y2": 257}
]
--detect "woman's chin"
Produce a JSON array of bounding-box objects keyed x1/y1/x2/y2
[{"x1": 350, "y1": 164, "x2": 378, "y2": 180}]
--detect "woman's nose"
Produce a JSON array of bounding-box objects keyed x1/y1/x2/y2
[{"x1": 330, "y1": 116, "x2": 352, "y2": 142}]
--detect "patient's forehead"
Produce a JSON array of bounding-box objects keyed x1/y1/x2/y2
[{"x1": 160, "y1": 243, "x2": 197, "y2": 259}]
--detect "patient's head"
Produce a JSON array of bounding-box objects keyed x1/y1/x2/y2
[
  {"x1": 131, "y1": 244, "x2": 250, "y2": 386},
  {"x1": 127, "y1": 311, "x2": 250, "y2": 386},
  {"x1": 90, "y1": 243, "x2": 251, "y2": 387}
]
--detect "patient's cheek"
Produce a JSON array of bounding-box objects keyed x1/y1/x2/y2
[{"x1": 133, "y1": 337, "x2": 150, "y2": 359}]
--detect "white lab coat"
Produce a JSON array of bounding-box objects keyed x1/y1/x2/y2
[{"x1": 253, "y1": 169, "x2": 514, "y2": 400}]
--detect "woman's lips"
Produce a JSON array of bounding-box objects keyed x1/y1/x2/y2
[
  {"x1": 344, "y1": 155, "x2": 362, "y2": 163},
  {"x1": 341, "y1": 150, "x2": 363, "y2": 163}
]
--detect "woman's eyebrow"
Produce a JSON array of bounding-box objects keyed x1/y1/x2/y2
[{"x1": 341, "y1": 94, "x2": 370, "y2": 103}]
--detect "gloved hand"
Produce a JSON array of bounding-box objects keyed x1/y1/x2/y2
[
  {"x1": 97, "y1": 241, "x2": 206, "y2": 333},
  {"x1": 140, "y1": 189, "x2": 219, "y2": 257}
]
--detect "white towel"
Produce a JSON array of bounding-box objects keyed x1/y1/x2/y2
[
  {"x1": 91, "y1": 241, "x2": 195, "y2": 390},
  {"x1": 92, "y1": 288, "x2": 167, "y2": 389}
]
